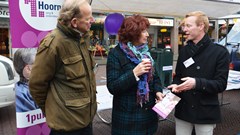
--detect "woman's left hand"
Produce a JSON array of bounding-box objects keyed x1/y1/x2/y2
[{"x1": 155, "y1": 92, "x2": 164, "y2": 103}]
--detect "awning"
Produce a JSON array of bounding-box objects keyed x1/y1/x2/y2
[{"x1": 91, "y1": 0, "x2": 240, "y2": 18}]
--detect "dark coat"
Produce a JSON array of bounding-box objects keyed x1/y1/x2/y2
[
  {"x1": 173, "y1": 34, "x2": 229, "y2": 124},
  {"x1": 107, "y1": 45, "x2": 162, "y2": 135}
]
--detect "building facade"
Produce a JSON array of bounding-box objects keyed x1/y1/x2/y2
[{"x1": 0, "y1": 0, "x2": 9, "y2": 57}]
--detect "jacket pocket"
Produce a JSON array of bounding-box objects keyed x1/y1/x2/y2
[
  {"x1": 62, "y1": 55, "x2": 86, "y2": 80},
  {"x1": 199, "y1": 99, "x2": 219, "y2": 106},
  {"x1": 65, "y1": 97, "x2": 90, "y2": 109},
  {"x1": 199, "y1": 95, "x2": 219, "y2": 106},
  {"x1": 197, "y1": 98, "x2": 220, "y2": 121},
  {"x1": 46, "y1": 89, "x2": 93, "y2": 131}
]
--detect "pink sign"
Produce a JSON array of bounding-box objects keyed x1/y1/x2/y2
[
  {"x1": 17, "y1": 123, "x2": 50, "y2": 135},
  {"x1": 9, "y1": 0, "x2": 63, "y2": 48},
  {"x1": 152, "y1": 92, "x2": 181, "y2": 119},
  {"x1": 16, "y1": 109, "x2": 50, "y2": 135},
  {"x1": 9, "y1": 0, "x2": 63, "y2": 134}
]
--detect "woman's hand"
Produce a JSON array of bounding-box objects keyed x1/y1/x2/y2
[
  {"x1": 155, "y1": 92, "x2": 164, "y2": 103},
  {"x1": 133, "y1": 60, "x2": 152, "y2": 77}
]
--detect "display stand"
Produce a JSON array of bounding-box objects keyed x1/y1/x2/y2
[{"x1": 96, "y1": 85, "x2": 113, "y2": 125}]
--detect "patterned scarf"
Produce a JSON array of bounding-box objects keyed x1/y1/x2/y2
[{"x1": 120, "y1": 42, "x2": 154, "y2": 107}]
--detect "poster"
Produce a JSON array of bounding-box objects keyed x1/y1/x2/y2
[
  {"x1": 9, "y1": 0, "x2": 63, "y2": 48},
  {"x1": 8, "y1": 0, "x2": 63, "y2": 134},
  {"x1": 152, "y1": 92, "x2": 181, "y2": 119}
]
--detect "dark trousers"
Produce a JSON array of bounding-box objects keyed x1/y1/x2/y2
[{"x1": 50, "y1": 123, "x2": 92, "y2": 135}]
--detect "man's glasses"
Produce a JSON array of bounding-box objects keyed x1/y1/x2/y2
[{"x1": 89, "y1": 0, "x2": 93, "y2": 5}]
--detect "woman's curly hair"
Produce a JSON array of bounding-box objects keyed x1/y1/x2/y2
[{"x1": 118, "y1": 14, "x2": 150, "y2": 44}]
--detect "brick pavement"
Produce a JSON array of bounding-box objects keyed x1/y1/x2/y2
[
  {"x1": 1, "y1": 57, "x2": 240, "y2": 135},
  {"x1": 93, "y1": 61, "x2": 240, "y2": 135},
  {"x1": 0, "y1": 104, "x2": 16, "y2": 135}
]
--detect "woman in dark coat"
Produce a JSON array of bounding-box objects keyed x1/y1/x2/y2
[{"x1": 106, "y1": 14, "x2": 164, "y2": 135}]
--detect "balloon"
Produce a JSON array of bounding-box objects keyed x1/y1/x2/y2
[{"x1": 104, "y1": 13, "x2": 124, "y2": 35}]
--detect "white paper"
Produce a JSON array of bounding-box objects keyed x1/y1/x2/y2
[{"x1": 152, "y1": 92, "x2": 181, "y2": 119}]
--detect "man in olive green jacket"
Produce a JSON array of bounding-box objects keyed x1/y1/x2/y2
[{"x1": 29, "y1": 0, "x2": 97, "y2": 134}]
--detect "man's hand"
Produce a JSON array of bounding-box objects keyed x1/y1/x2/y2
[
  {"x1": 167, "y1": 84, "x2": 179, "y2": 93},
  {"x1": 167, "y1": 77, "x2": 196, "y2": 93}
]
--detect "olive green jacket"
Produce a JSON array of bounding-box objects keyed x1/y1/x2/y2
[{"x1": 29, "y1": 22, "x2": 97, "y2": 131}]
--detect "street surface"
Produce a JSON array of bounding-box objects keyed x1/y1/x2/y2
[{"x1": 0, "y1": 64, "x2": 107, "y2": 135}]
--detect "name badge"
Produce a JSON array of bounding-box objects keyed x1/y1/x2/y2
[{"x1": 183, "y1": 57, "x2": 194, "y2": 68}]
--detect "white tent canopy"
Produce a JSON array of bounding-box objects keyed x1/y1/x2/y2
[
  {"x1": 217, "y1": 14, "x2": 240, "y2": 24},
  {"x1": 218, "y1": 14, "x2": 240, "y2": 19},
  {"x1": 219, "y1": 21, "x2": 240, "y2": 45},
  {"x1": 91, "y1": 0, "x2": 240, "y2": 18}
]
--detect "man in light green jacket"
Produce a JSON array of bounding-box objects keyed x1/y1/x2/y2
[{"x1": 29, "y1": 0, "x2": 97, "y2": 134}]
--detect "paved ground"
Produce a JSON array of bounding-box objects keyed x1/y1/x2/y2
[
  {"x1": 1, "y1": 57, "x2": 240, "y2": 135},
  {"x1": 0, "y1": 104, "x2": 16, "y2": 135},
  {"x1": 93, "y1": 65, "x2": 240, "y2": 135},
  {"x1": 93, "y1": 63, "x2": 240, "y2": 135}
]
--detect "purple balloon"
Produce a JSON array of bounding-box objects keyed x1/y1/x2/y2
[{"x1": 104, "y1": 13, "x2": 124, "y2": 35}]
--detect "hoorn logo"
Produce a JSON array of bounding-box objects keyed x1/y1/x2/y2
[{"x1": 24, "y1": 0, "x2": 61, "y2": 17}]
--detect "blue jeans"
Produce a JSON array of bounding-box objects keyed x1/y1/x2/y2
[{"x1": 50, "y1": 123, "x2": 92, "y2": 135}]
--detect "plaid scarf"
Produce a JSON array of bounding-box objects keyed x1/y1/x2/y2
[{"x1": 120, "y1": 42, "x2": 154, "y2": 107}]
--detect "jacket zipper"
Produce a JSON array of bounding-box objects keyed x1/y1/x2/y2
[{"x1": 76, "y1": 39, "x2": 92, "y2": 120}]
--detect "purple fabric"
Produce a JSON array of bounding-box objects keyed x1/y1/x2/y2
[{"x1": 119, "y1": 43, "x2": 152, "y2": 106}]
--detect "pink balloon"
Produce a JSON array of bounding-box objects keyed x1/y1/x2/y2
[{"x1": 104, "y1": 13, "x2": 124, "y2": 35}]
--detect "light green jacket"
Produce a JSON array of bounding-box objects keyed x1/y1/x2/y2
[{"x1": 29, "y1": 22, "x2": 97, "y2": 131}]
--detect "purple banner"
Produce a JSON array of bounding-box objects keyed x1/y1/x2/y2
[
  {"x1": 16, "y1": 109, "x2": 50, "y2": 135},
  {"x1": 17, "y1": 123, "x2": 50, "y2": 135},
  {"x1": 9, "y1": 0, "x2": 63, "y2": 48},
  {"x1": 9, "y1": 0, "x2": 63, "y2": 134}
]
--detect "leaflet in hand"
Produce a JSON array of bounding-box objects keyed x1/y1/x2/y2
[{"x1": 152, "y1": 92, "x2": 181, "y2": 119}]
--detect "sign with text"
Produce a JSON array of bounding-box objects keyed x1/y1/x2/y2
[
  {"x1": 0, "y1": 6, "x2": 9, "y2": 18},
  {"x1": 148, "y1": 18, "x2": 174, "y2": 27},
  {"x1": 9, "y1": 0, "x2": 63, "y2": 48},
  {"x1": 9, "y1": 0, "x2": 63, "y2": 134},
  {"x1": 16, "y1": 109, "x2": 50, "y2": 135},
  {"x1": 152, "y1": 92, "x2": 181, "y2": 119}
]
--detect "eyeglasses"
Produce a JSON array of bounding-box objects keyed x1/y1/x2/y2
[{"x1": 89, "y1": 0, "x2": 93, "y2": 5}]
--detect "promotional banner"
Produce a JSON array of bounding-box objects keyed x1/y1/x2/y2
[
  {"x1": 9, "y1": 0, "x2": 63, "y2": 134},
  {"x1": 16, "y1": 109, "x2": 49, "y2": 135},
  {"x1": 9, "y1": 0, "x2": 63, "y2": 48}
]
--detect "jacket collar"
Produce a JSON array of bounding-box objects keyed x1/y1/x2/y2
[
  {"x1": 57, "y1": 22, "x2": 90, "y2": 40},
  {"x1": 186, "y1": 34, "x2": 212, "y2": 57}
]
